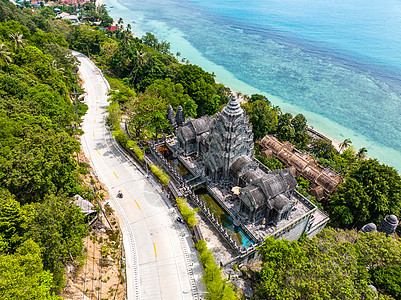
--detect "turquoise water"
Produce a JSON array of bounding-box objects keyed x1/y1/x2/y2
[
  {"x1": 196, "y1": 188, "x2": 255, "y2": 248},
  {"x1": 106, "y1": 0, "x2": 401, "y2": 172}
]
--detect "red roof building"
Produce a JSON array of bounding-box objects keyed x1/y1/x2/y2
[{"x1": 106, "y1": 25, "x2": 118, "y2": 32}]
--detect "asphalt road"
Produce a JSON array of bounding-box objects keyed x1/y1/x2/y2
[{"x1": 74, "y1": 52, "x2": 204, "y2": 300}]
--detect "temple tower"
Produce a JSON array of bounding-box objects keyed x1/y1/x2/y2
[
  {"x1": 204, "y1": 95, "x2": 254, "y2": 182},
  {"x1": 176, "y1": 105, "x2": 185, "y2": 127},
  {"x1": 378, "y1": 214, "x2": 399, "y2": 236},
  {"x1": 166, "y1": 105, "x2": 177, "y2": 128}
]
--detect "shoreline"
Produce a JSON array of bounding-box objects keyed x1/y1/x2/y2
[
  {"x1": 228, "y1": 84, "x2": 343, "y2": 151},
  {"x1": 103, "y1": 1, "x2": 370, "y2": 163},
  {"x1": 96, "y1": 0, "x2": 105, "y2": 7}
]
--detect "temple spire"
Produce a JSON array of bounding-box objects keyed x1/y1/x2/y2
[
  {"x1": 223, "y1": 94, "x2": 242, "y2": 117},
  {"x1": 176, "y1": 105, "x2": 185, "y2": 127},
  {"x1": 166, "y1": 105, "x2": 177, "y2": 128}
]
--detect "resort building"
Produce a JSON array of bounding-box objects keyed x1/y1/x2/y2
[{"x1": 259, "y1": 135, "x2": 343, "y2": 201}]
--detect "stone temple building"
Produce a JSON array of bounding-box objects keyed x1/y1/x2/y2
[
  {"x1": 174, "y1": 95, "x2": 326, "y2": 226},
  {"x1": 160, "y1": 95, "x2": 329, "y2": 258},
  {"x1": 203, "y1": 96, "x2": 254, "y2": 183},
  {"x1": 176, "y1": 115, "x2": 211, "y2": 156},
  {"x1": 238, "y1": 169, "x2": 297, "y2": 224}
]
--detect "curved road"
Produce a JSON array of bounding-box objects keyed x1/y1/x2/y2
[{"x1": 74, "y1": 52, "x2": 204, "y2": 300}]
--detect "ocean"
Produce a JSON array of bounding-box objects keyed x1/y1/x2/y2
[{"x1": 106, "y1": 0, "x2": 401, "y2": 172}]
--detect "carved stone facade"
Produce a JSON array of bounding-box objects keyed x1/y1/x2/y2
[
  {"x1": 204, "y1": 95, "x2": 254, "y2": 182},
  {"x1": 238, "y1": 169, "x2": 297, "y2": 224},
  {"x1": 175, "y1": 95, "x2": 304, "y2": 225},
  {"x1": 164, "y1": 94, "x2": 329, "y2": 259},
  {"x1": 176, "y1": 115, "x2": 211, "y2": 156}
]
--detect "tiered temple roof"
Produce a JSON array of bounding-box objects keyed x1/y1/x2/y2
[{"x1": 204, "y1": 95, "x2": 254, "y2": 182}]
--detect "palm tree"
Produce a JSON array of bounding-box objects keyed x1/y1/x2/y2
[
  {"x1": 0, "y1": 43, "x2": 12, "y2": 71},
  {"x1": 52, "y1": 60, "x2": 66, "y2": 78},
  {"x1": 339, "y1": 138, "x2": 352, "y2": 153},
  {"x1": 357, "y1": 147, "x2": 367, "y2": 160},
  {"x1": 9, "y1": 32, "x2": 25, "y2": 51},
  {"x1": 130, "y1": 50, "x2": 149, "y2": 86}
]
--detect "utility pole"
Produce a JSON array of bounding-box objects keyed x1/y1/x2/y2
[{"x1": 70, "y1": 71, "x2": 80, "y2": 164}]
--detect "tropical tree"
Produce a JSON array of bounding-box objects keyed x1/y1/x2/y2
[
  {"x1": 0, "y1": 239, "x2": 61, "y2": 299},
  {"x1": 328, "y1": 159, "x2": 401, "y2": 228},
  {"x1": 9, "y1": 32, "x2": 24, "y2": 50},
  {"x1": 309, "y1": 138, "x2": 338, "y2": 159},
  {"x1": 357, "y1": 147, "x2": 368, "y2": 160},
  {"x1": 130, "y1": 50, "x2": 149, "y2": 87},
  {"x1": 256, "y1": 228, "x2": 401, "y2": 300},
  {"x1": 127, "y1": 92, "x2": 169, "y2": 139},
  {"x1": 145, "y1": 78, "x2": 191, "y2": 109},
  {"x1": 0, "y1": 43, "x2": 12, "y2": 70},
  {"x1": 242, "y1": 100, "x2": 278, "y2": 140},
  {"x1": 339, "y1": 138, "x2": 352, "y2": 153}
]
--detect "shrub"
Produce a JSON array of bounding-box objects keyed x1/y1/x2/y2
[
  {"x1": 112, "y1": 129, "x2": 128, "y2": 145},
  {"x1": 126, "y1": 140, "x2": 144, "y2": 161},
  {"x1": 106, "y1": 102, "x2": 121, "y2": 130},
  {"x1": 195, "y1": 240, "x2": 238, "y2": 299},
  {"x1": 176, "y1": 197, "x2": 198, "y2": 227},
  {"x1": 149, "y1": 164, "x2": 170, "y2": 185},
  {"x1": 371, "y1": 265, "x2": 401, "y2": 299}
]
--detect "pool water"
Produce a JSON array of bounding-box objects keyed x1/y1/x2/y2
[
  {"x1": 158, "y1": 146, "x2": 194, "y2": 180},
  {"x1": 196, "y1": 188, "x2": 255, "y2": 248}
]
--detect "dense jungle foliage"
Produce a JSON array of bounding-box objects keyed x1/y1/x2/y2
[
  {"x1": 0, "y1": 2, "x2": 89, "y2": 297},
  {"x1": 256, "y1": 228, "x2": 401, "y2": 300},
  {"x1": 1, "y1": 1, "x2": 399, "y2": 299}
]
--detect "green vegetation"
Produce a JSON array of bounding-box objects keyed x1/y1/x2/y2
[
  {"x1": 195, "y1": 240, "x2": 238, "y2": 300},
  {"x1": 371, "y1": 265, "x2": 401, "y2": 299},
  {"x1": 242, "y1": 100, "x2": 278, "y2": 140},
  {"x1": 149, "y1": 164, "x2": 170, "y2": 185},
  {"x1": 256, "y1": 228, "x2": 401, "y2": 300},
  {"x1": 127, "y1": 92, "x2": 169, "y2": 139},
  {"x1": 276, "y1": 113, "x2": 310, "y2": 149},
  {"x1": 175, "y1": 197, "x2": 198, "y2": 227},
  {"x1": 112, "y1": 128, "x2": 128, "y2": 145},
  {"x1": 255, "y1": 154, "x2": 283, "y2": 171},
  {"x1": 0, "y1": 239, "x2": 59, "y2": 299},
  {"x1": 0, "y1": 2, "x2": 88, "y2": 295},
  {"x1": 328, "y1": 159, "x2": 401, "y2": 228},
  {"x1": 126, "y1": 140, "x2": 144, "y2": 161}
]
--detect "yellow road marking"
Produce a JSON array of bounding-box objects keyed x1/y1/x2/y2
[
  {"x1": 153, "y1": 243, "x2": 157, "y2": 258},
  {"x1": 113, "y1": 172, "x2": 119, "y2": 179},
  {"x1": 94, "y1": 119, "x2": 96, "y2": 123},
  {"x1": 96, "y1": 107, "x2": 98, "y2": 111},
  {"x1": 93, "y1": 132, "x2": 95, "y2": 137},
  {"x1": 135, "y1": 200, "x2": 141, "y2": 210},
  {"x1": 96, "y1": 96, "x2": 98, "y2": 100},
  {"x1": 97, "y1": 150, "x2": 101, "y2": 156}
]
